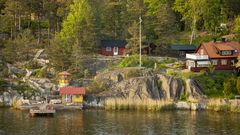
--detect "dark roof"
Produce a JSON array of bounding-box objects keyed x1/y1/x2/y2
[
  {"x1": 101, "y1": 40, "x2": 127, "y2": 48},
  {"x1": 170, "y1": 45, "x2": 196, "y2": 51}
]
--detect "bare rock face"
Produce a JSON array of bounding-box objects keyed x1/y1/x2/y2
[
  {"x1": 185, "y1": 79, "x2": 206, "y2": 102},
  {"x1": 158, "y1": 74, "x2": 184, "y2": 101},
  {"x1": 95, "y1": 68, "x2": 189, "y2": 101},
  {"x1": 108, "y1": 76, "x2": 161, "y2": 99}
]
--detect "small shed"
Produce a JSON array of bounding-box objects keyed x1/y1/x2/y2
[
  {"x1": 58, "y1": 71, "x2": 71, "y2": 87},
  {"x1": 60, "y1": 87, "x2": 86, "y2": 105},
  {"x1": 101, "y1": 39, "x2": 127, "y2": 56},
  {"x1": 170, "y1": 45, "x2": 196, "y2": 57}
]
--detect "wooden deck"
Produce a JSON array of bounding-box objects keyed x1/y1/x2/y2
[{"x1": 30, "y1": 109, "x2": 56, "y2": 117}]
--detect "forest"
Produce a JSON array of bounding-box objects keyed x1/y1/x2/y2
[{"x1": 1, "y1": 0, "x2": 240, "y2": 76}]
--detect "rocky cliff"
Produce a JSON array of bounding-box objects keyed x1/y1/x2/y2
[{"x1": 93, "y1": 68, "x2": 205, "y2": 101}]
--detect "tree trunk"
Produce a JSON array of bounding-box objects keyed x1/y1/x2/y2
[
  {"x1": 190, "y1": 16, "x2": 197, "y2": 45},
  {"x1": 18, "y1": 15, "x2": 21, "y2": 31}
]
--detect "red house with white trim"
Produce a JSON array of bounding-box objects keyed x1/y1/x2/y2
[
  {"x1": 186, "y1": 39, "x2": 240, "y2": 72},
  {"x1": 101, "y1": 40, "x2": 127, "y2": 56}
]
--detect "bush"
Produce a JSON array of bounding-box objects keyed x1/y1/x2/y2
[
  {"x1": 180, "y1": 92, "x2": 189, "y2": 101},
  {"x1": 13, "y1": 83, "x2": 37, "y2": 99},
  {"x1": 223, "y1": 77, "x2": 237, "y2": 98},
  {"x1": 35, "y1": 68, "x2": 48, "y2": 78},
  {"x1": 87, "y1": 80, "x2": 107, "y2": 94},
  {"x1": 118, "y1": 55, "x2": 157, "y2": 68},
  {"x1": 192, "y1": 72, "x2": 237, "y2": 98},
  {"x1": 163, "y1": 57, "x2": 176, "y2": 64}
]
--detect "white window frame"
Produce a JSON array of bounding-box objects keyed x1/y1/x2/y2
[
  {"x1": 221, "y1": 51, "x2": 232, "y2": 56},
  {"x1": 221, "y1": 59, "x2": 227, "y2": 65},
  {"x1": 106, "y1": 47, "x2": 112, "y2": 52},
  {"x1": 211, "y1": 60, "x2": 218, "y2": 66}
]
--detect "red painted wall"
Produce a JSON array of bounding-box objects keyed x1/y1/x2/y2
[
  {"x1": 212, "y1": 58, "x2": 235, "y2": 70},
  {"x1": 189, "y1": 58, "x2": 236, "y2": 72},
  {"x1": 101, "y1": 47, "x2": 126, "y2": 56}
]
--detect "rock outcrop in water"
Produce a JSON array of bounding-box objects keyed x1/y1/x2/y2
[{"x1": 93, "y1": 68, "x2": 204, "y2": 101}]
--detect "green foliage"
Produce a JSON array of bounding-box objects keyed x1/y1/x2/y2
[
  {"x1": 118, "y1": 55, "x2": 157, "y2": 68},
  {"x1": 223, "y1": 77, "x2": 237, "y2": 98},
  {"x1": 126, "y1": 21, "x2": 140, "y2": 55},
  {"x1": 0, "y1": 79, "x2": 8, "y2": 93},
  {"x1": 180, "y1": 92, "x2": 189, "y2": 101},
  {"x1": 3, "y1": 29, "x2": 36, "y2": 63},
  {"x1": 208, "y1": 64, "x2": 215, "y2": 74},
  {"x1": 13, "y1": 83, "x2": 37, "y2": 99},
  {"x1": 35, "y1": 68, "x2": 48, "y2": 78},
  {"x1": 163, "y1": 57, "x2": 176, "y2": 64},
  {"x1": 87, "y1": 80, "x2": 107, "y2": 94},
  {"x1": 157, "y1": 80, "x2": 162, "y2": 90},
  {"x1": 235, "y1": 17, "x2": 240, "y2": 39},
  {"x1": 193, "y1": 72, "x2": 238, "y2": 98},
  {"x1": 236, "y1": 77, "x2": 240, "y2": 94}
]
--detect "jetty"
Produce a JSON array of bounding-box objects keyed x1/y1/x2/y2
[{"x1": 30, "y1": 104, "x2": 56, "y2": 117}]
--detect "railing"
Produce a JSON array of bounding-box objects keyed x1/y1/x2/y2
[{"x1": 186, "y1": 53, "x2": 209, "y2": 60}]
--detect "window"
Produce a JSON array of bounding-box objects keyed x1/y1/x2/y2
[
  {"x1": 221, "y1": 51, "x2": 232, "y2": 56},
  {"x1": 179, "y1": 51, "x2": 185, "y2": 56},
  {"x1": 211, "y1": 60, "x2": 218, "y2": 65},
  {"x1": 197, "y1": 61, "x2": 210, "y2": 67},
  {"x1": 106, "y1": 47, "x2": 111, "y2": 51},
  {"x1": 231, "y1": 60, "x2": 235, "y2": 66},
  {"x1": 221, "y1": 59, "x2": 227, "y2": 65},
  {"x1": 187, "y1": 60, "x2": 195, "y2": 67}
]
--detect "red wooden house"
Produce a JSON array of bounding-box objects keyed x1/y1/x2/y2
[
  {"x1": 101, "y1": 40, "x2": 127, "y2": 56},
  {"x1": 186, "y1": 39, "x2": 240, "y2": 72}
]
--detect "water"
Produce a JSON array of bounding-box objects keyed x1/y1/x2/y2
[{"x1": 0, "y1": 108, "x2": 240, "y2": 135}]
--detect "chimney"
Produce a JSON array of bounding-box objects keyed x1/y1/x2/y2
[{"x1": 222, "y1": 37, "x2": 226, "y2": 42}]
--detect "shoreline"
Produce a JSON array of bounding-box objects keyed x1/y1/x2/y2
[{"x1": 2, "y1": 99, "x2": 239, "y2": 113}]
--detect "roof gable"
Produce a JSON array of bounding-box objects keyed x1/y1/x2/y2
[{"x1": 197, "y1": 41, "x2": 240, "y2": 58}]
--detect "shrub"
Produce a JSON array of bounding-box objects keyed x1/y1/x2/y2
[
  {"x1": 87, "y1": 80, "x2": 107, "y2": 94},
  {"x1": 163, "y1": 57, "x2": 176, "y2": 64},
  {"x1": 236, "y1": 77, "x2": 240, "y2": 94},
  {"x1": 180, "y1": 92, "x2": 189, "y2": 101},
  {"x1": 118, "y1": 55, "x2": 157, "y2": 68},
  {"x1": 223, "y1": 77, "x2": 237, "y2": 98},
  {"x1": 192, "y1": 72, "x2": 237, "y2": 98},
  {"x1": 35, "y1": 68, "x2": 48, "y2": 78}
]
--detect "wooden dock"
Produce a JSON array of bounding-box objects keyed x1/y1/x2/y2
[
  {"x1": 29, "y1": 104, "x2": 56, "y2": 117},
  {"x1": 30, "y1": 109, "x2": 56, "y2": 117}
]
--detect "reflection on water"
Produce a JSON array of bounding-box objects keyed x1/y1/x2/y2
[{"x1": 0, "y1": 109, "x2": 239, "y2": 135}]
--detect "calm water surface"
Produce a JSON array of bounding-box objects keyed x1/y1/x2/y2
[{"x1": 0, "y1": 108, "x2": 240, "y2": 135}]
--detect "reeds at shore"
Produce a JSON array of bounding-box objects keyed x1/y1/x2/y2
[
  {"x1": 207, "y1": 99, "x2": 240, "y2": 112},
  {"x1": 105, "y1": 98, "x2": 175, "y2": 111}
]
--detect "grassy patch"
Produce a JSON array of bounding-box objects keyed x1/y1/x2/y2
[{"x1": 118, "y1": 55, "x2": 158, "y2": 68}]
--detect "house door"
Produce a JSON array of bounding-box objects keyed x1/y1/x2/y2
[{"x1": 113, "y1": 47, "x2": 118, "y2": 56}]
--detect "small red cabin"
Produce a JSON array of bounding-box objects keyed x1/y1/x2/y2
[
  {"x1": 101, "y1": 40, "x2": 127, "y2": 56},
  {"x1": 60, "y1": 87, "x2": 86, "y2": 104}
]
